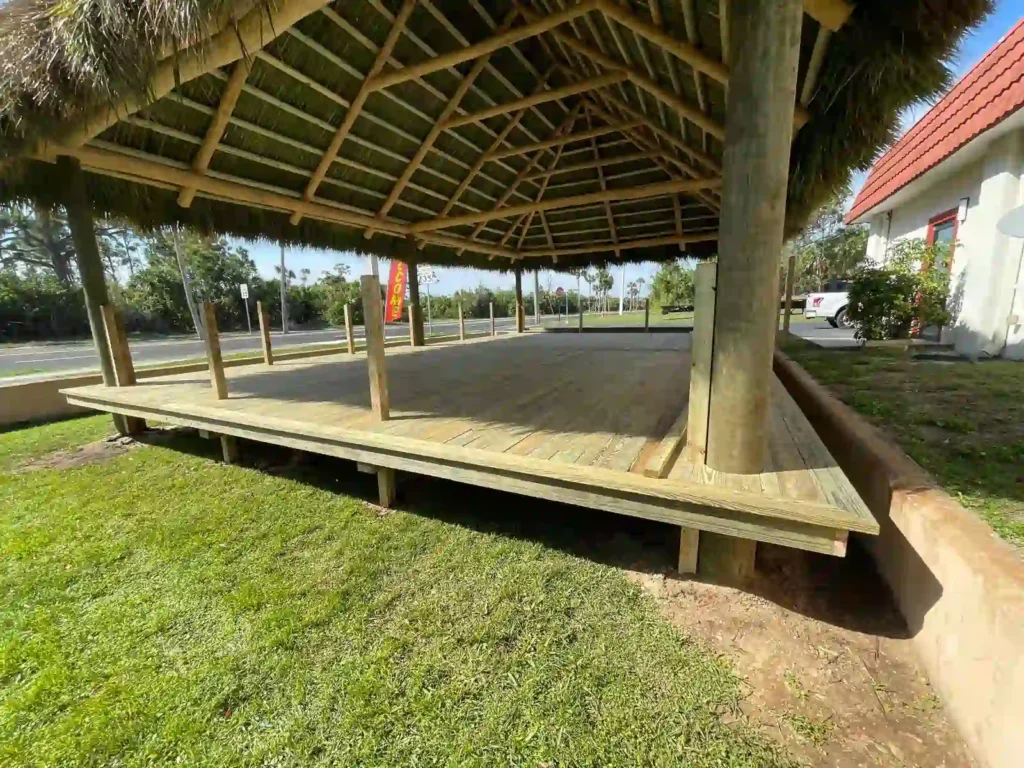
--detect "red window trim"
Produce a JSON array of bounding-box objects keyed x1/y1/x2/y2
[{"x1": 926, "y1": 207, "x2": 959, "y2": 247}]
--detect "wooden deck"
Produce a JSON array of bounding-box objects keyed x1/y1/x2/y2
[{"x1": 63, "y1": 332, "x2": 877, "y2": 555}]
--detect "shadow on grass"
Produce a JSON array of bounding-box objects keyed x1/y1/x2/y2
[{"x1": 135, "y1": 427, "x2": 910, "y2": 642}]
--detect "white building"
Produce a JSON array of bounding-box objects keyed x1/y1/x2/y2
[{"x1": 846, "y1": 18, "x2": 1024, "y2": 359}]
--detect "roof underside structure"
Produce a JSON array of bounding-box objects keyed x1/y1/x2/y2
[{"x1": 0, "y1": 0, "x2": 993, "y2": 269}]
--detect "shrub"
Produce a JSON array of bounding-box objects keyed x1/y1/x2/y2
[{"x1": 846, "y1": 239, "x2": 951, "y2": 340}]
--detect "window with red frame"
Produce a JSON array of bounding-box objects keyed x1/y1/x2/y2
[{"x1": 926, "y1": 208, "x2": 958, "y2": 273}]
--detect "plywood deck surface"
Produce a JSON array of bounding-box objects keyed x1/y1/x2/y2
[{"x1": 64, "y1": 333, "x2": 877, "y2": 554}]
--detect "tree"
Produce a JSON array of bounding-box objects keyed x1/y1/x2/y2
[
  {"x1": 791, "y1": 185, "x2": 868, "y2": 294},
  {"x1": 650, "y1": 261, "x2": 695, "y2": 309},
  {"x1": 593, "y1": 266, "x2": 613, "y2": 313}
]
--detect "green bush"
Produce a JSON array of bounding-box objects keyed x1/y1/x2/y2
[{"x1": 847, "y1": 239, "x2": 951, "y2": 340}]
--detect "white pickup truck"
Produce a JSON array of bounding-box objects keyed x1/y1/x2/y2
[{"x1": 804, "y1": 278, "x2": 854, "y2": 328}]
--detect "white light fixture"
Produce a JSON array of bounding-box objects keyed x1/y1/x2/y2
[{"x1": 957, "y1": 197, "x2": 970, "y2": 223}]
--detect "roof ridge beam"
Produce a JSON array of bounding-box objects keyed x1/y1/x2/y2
[
  {"x1": 290, "y1": 0, "x2": 417, "y2": 225},
  {"x1": 523, "y1": 232, "x2": 718, "y2": 258},
  {"x1": 489, "y1": 120, "x2": 641, "y2": 160},
  {"x1": 522, "y1": 150, "x2": 660, "y2": 181},
  {"x1": 368, "y1": 0, "x2": 601, "y2": 93},
  {"x1": 410, "y1": 176, "x2": 721, "y2": 234}
]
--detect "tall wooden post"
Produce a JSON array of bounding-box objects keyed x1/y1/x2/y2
[
  {"x1": 458, "y1": 303, "x2": 466, "y2": 341},
  {"x1": 407, "y1": 259, "x2": 425, "y2": 347},
  {"x1": 360, "y1": 275, "x2": 395, "y2": 507},
  {"x1": 58, "y1": 155, "x2": 127, "y2": 435},
  {"x1": 644, "y1": 298, "x2": 650, "y2": 332},
  {"x1": 514, "y1": 268, "x2": 525, "y2": 333},
  {"x1": 100, "y1": 304, "x2": 145, "y2": 435},
  {"x1": 490, "y1": 301, "x2": 496, "y2": 336},
  {"x1": 201, "y1": 301, "x2": 238, "y2": 463},
  {"x1": 782, "y1": 250, "x2": 796, "y2": 335},
  {"x1": 344, "y1": 304, "x2": 356, "y2": 354},
  {"x1": 578, "y1": 301, "x2": 583, "y2": 332},
  {"x1": 257, "y1": 300, "x2": 274, "y2": 365},
  {"x1": 705, "y1": 0, "x2": 802, "y2": 475}
]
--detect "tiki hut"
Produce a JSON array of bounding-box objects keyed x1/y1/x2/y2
[{"x1": 0, "y1": 0, "x2": 991, "y2": 576}]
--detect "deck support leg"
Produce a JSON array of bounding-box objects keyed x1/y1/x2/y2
[
  {"x1": 677, "y1": 527, "x2": 699, "y2": 575},
  {"x1": 344, "y1": 304, "x2": 356, "y2": 354},
  {"x1": 257, "y1": 300, "x2": 274, "y2": 364},
  {"x1": 361, "y1": 275, "x2": 396, "y2": 507},
  {"x1": 490, "y1": 302, "x2": 496, "y2": 336},
  {"x1": 100, "y1": 304, "x2": 145, "y2": 435},
  {"x1": 782, "y1": 249, "x2": 796, "y2": 336},
  {"x1": 407, "y1": 259, "x2": 425, "y2": 347},
  {"x1": 514, "y1": 268, "x2": 525, "y2": 333},
  {"x1": 458, "y1": 303, "x2": 466, "y2": 341},
  {"x1": 59, "y1": 155, "x2": 127, "y2": 436},
  {"x1": 705, "y1": 0, "x2": 801, "y2": 476},
  {"x1": 698, "y1": 533, "x2": 757, "y2": 585},
  {"x1": 220, "y1": 435, "x2": 240, "y2": 464}
]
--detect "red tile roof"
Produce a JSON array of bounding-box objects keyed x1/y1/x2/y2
[{"x1": 846, "y1": 18, "x2": 1024, "y2": 224}]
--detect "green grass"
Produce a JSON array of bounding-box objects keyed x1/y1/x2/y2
[
  {"x1": 0, "y1": 368, "x2": 45, "y2": 379},
  {"x1": 782, "y1": 342, "x2": 1024, "y2": 550},
  {"x1": 0, "y1": 416, "x2": 792, "y2": 767}
]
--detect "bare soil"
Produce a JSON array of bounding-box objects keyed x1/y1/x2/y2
[
  {"x1": 15, "y1": 433, "x2": 142, "y2": 472},
  {"x1": 627, "y1": 540, "x2": 974, "y2": 767}
]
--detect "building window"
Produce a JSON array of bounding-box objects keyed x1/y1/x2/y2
[{"x1": 926, "y1": 208, "x2": 958, "y2": 273}]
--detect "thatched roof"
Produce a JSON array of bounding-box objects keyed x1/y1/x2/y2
[{"x1": 0, "y1": 0, "x2": 992, "y2": 271}]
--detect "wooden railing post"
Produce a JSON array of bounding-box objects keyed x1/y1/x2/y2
[
  {"x1": 782, "y1": 249, "x2": 796, "y2": 335},
  {"x1": 685, "y1": 262, "x2": 716, "y2": 465},
  {"x1": 360, "y1": 275, "x2": 396, "y2": 507},
  {"x1": 514, "y1": 268, "x2": 525, "y2": 333},
  {"x1": 407, "y1": 259, "x2": 425, "y2": 347},
  {"x1": 201, "y1": 301, "x2": 238, "y2": 463},
  {"x1": 344, "y1": 303, "x2": 356, "y2": 354},
  {"x1": 458, "y1": 303, "x2": 466, "y2": 341},
  {"x1": 578, "y1": 301, "x2": 583, "y2": 332},
  {"x1": 490, "y1": 301, "x2": 496, "y2": 336},
  {"x1": 257, "y1": 300, "x2": 273, "y2": 365},
  {"x1": 644, "y1": 298, "x2": 650, "y2": 332},
  {"x1": 100, "y1": 304, "x2": 145, "y2": 434}
]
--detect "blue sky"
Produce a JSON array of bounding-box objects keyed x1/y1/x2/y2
[{"x1": 238, "y1": 3, "x2": 1021, "y2": 298}]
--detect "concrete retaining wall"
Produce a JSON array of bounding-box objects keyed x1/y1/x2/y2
[{"x1": 775, "y1": 349, "x2": 1024, "y2": 768}]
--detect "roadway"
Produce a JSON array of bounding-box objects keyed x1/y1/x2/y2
[{"x1": 0, "y1": 316, "x2": 857, "y2": 378}]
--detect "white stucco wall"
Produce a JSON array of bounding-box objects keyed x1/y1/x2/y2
[{"x1": 860, "y1": 125, "x2": 1024, "y2": 358}]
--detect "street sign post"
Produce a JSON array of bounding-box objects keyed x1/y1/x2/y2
[
  {"x1": 418, "y1": 265, "x2": 439, "y2": 336},
  {"x1": 240, "y1": 283, "x2": 252, "y2": 333}
]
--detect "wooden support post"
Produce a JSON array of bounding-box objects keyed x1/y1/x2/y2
[
  {"x1": 490, "y1": 302, "x2": 496, "y2": 336},
  {"x1": 698, "y1": 533, "x2": 758, "y2": 584},
  {"x1": 644, "y1": 298, "x2": 650, "y2": 332},
  {"x1": 782, "y1": 249, "x2": 796, "y2": 335},
  {"x1": 221, "y1": 435, "x2": 240, "y2": 464},
  {"x1": 361, "y1": 274, "x2": 395, "y2": 507},
  {"x1": 578, "y1": 302, "x2": 584, "y2": 332},
  {"x1": 58, "y1": 155, "x2": 127, "y2": 435},
  {"x1": 257, "y1": 300, "x2": 273, "y2": 365},
  {"x1": 458, "y1": 303, "x2": 466, "y2": 341},
  {"x1": 344, "y1": 304, "x2": 356, "y2": 354},
  {"x1": 685, "y1": 262, "x2": 716, "y2": 464},
  {"x1": 361, "y1": 276, "x2": 390, "y2": 420},
  {"x1": 407, "y1": 260, "x2": 425, "y2": 347},
  {"x1": 705, "y1": 0, "x2": 802, "y2": 476},
  {"x1": 678, "y1": 528, "x2": 700, "y2": 574},
  {"x1": 100, "y1": 304, "x2": 145, "y2": 434},
  {"x1": 514, "y1": 268, "x2": 525, "y2": 333},
  {"x1": 202, "y1": 302, "x2": 229, "y2": 400}
]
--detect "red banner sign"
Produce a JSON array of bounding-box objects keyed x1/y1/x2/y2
[{"x1": 384, "y1": 261, "x2": 408, "y2": 323}]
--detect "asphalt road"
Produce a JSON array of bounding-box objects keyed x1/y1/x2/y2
[
  {"x1": 0, "y1": 316, "x2": 540, "y2": 378},
  {"x1": 0, "y1": 315, "x2": 857, "y2": 379}
]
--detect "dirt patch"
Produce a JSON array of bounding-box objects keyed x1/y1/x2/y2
[
  {"x1": 627, "y1": 542, "x2": 974, "y2": 768},
  {"x1": 16, "y1": 434, "x2": 143, "y2": 472}
]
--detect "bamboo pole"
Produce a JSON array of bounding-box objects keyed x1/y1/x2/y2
[
  {"x1": 411, "y1": 177, "x2": 719, "y2": 234},
  {"x1": 488, "y1": 120, "x2": 640, "y2": 160},
  {"x1": 257, "y1": 300, "x2": 274, "y2": 364},
  {"x1": 522, "y1": 151, "x2": 659, "y2": 181},
  {"x1": 705, "y1": 0, "x2": 802, "y2": 476},
  {"x1": 178, "y1": 58, "x2": 250, "y2": 207},
  {"x1": 291, "y1": 0, "x2": 417, "y2": 225}
]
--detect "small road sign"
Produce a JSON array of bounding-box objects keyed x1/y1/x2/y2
[{"x1": 239, "y1": 283, "x2": 249, "y2": 299}]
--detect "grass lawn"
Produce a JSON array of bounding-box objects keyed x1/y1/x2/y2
[
  {"x1": 782, "y1": 340, "x2": 1024, "y2": 551},
  {"x1": 0, "y1": 416, "x2": 792, "y2": 767}
]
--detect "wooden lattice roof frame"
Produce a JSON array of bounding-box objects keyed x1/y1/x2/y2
[{"x1": 0, "y1": 0, "x2": 993, "y2": 269}]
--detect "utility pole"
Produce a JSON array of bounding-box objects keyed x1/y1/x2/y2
[
  {"x1": 280, "y1": 243, "x2": 289, "y2": 334},
  {"x1": 533, "y1": 270, "x2": 541, "y2": 324}
]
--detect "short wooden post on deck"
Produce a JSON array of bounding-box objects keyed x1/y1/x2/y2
[
  {"x1": 257, "y1": 300, "x2": 273, "y2": 365},
  {"x1": 100, "y1": 304, "x2": 145, "y2": 434},
  {"x1": 458, "y1": 303, "x2": 466, "y2": 341},
  {"x1": 782, "y1": 250, "x2": 796, "y2": 335},
  {"x1": 685, "y1": 262, "x2": 717, "y2": 465},
  {"x1": 407, "y1": 259, "x2": 425, "y2": 347},
  {"x1": 360, "y1": 274, "x2": 396, "y2": 507},
  {"x1": 702, "y1": 0, "x2": 803, "y2": 581},
  {"x1": 58, "y1": 155, "x2": 128, "y2": 436},
  {"x1": 644, "y1": 298, "x2": 650, "y2": 332},
  {"x1": 514, "y1": 268, "x2": 525, "y2": 333},
  {"x1": 200, "y1": 301, "x2": 238, "y2": 463},
  {"x1": 678, "y1": 528, "x2": 700, "y2": 575},
  {"x1": 344, "y1": 303, "x2": 356, "y2": 354},
  {"x1": 490, "y1": 301, "x2": 496, "y2": 336}
]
